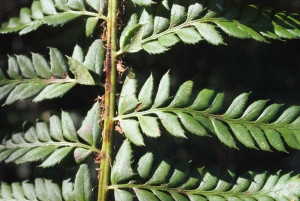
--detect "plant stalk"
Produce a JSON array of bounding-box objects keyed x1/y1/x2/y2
[{"x1": 97, "y1": 0, "x2": 118, "y2": 200}]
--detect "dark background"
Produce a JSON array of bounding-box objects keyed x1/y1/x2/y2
[{"x1": 1, "y1": 0, "x2": 300, "y2": 185}]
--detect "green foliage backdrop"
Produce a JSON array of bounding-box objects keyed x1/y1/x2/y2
[{"x1": 1, "y1": 0, "x2": 300, "y2": 200}]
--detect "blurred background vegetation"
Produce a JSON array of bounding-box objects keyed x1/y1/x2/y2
[{"x1": 1, "y1": 0, "x2": 300, "y2": 185}]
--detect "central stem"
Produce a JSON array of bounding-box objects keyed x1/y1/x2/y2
[{"x1": 98, "y1": 0, "x2": 118, "y2": 200}]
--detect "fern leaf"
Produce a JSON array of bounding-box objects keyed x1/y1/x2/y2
[
  {"x1": 116, "y1": 73, "x2": 300, "y2": 151},
  {"x1": 0, "y1": 164, "x2": 92, "y2": 201},
  {"x1": 0, "y1": 0, "x2": 106, "y2": 36},
  {"x1": 130, "y1": 0, "x2": 155, "y2": 6},
  {"x1": 0, "y1": 102, "x2": 101, "y2": 167},
  {"x1": 0, "y1": 42, "x2": 104, "y2": 104},
  {"x1": 111, "y1": 139, "x2": 135, "y2": 184},
  {"x1": 118, "y1": 0, "x2": 300, "y2": 54},
  {"x1": 110, "y1": 140, "x2": 300, "y2": 201}
]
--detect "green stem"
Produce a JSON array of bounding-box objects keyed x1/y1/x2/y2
[{"x1": 97, "y1": 0, "x2": 118, "y2": 200}]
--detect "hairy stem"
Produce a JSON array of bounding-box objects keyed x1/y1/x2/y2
[{"x1": 98, "y1": 0, "x2": 118, "y2": 200}]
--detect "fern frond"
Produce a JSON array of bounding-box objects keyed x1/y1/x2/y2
[
  {"x1": 116, "y1": 72, "x2": 300, "y2": 151},
  {"x1": 0, "y1": 102, "x2": 100, "y2": 167},
  {"x1": 0, "y1": 0, "x2": 106, "y2": 36},
  {"x1": 0, "y1": 40, "x2": 104, "y2": 104},
  {"x1": 118, "y1": 0, "x2": 300, "y2": 54},
  {"x1": 0, "y1": 164, "x2": 92, "y2": 201},
  {"x1": 110, "y1": 140, "x2": 300, "y2": 201}
]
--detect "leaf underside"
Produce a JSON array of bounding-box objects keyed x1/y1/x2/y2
[
  {"x1": 0, "y1": 0, "x2": 106, "y2": 36},
  {"x1": 111, "y1": 140, "x2": 300, "y2": 201},
  {"x1": 117, "y1": 72, "x2": 300, "y2": 152},
  {"x1": 0, "y1": 102, "x2": 101, "y2": 167},
  {"x1": 120, "y1": 0, "x2": 300, "y2": 54},
  {"x1": 0, "y1": 164, "x2": 92, "y2": 201},
  {"x1": 0, "y1": 41, "x2": 104, "y2": 104}
]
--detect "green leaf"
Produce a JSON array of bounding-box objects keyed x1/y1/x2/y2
[
  {"x1": 131, "y1": 0, "x2": 155, "y2": 6},
  {"x1": 241, "y1": 100, "x2": 269, "y2": 121},
  {"x1": 72, "y1": 44, "x2": 84, "y2": 63},
  {"x1": 77, "y1": 101, "x2": 101, "y2": 146},
  {"x1": 190, "y1": 88, "x2": 215, "y2": 110},
  {"x1": 193, "y1": 22, "x2": 225, "y2": 45},
  {"x1": 274, "y1": 106, "x2": 300, "y2": 125},
  {"x1": 138, "y1": 116, "x2": 160, "y2": 137},
  {"x1": 138, "y1": 73, "x2": 154, "y2": 110},
  {"x1": 74, "y1": 147, "x2": 92, "y2": 163},
  {"x1": 256, "y1": 104, "x2": 283, "y2": 123},
  {"x1": 156, "y1": 111, "x2": 186, "y2": 138},
  {"x1": 153, "y1": 71, "x2": 170, "y2": 108},
  {"x1": 177, "y1": 112, "x2": 208, "y2": 136},
  {"x1": 134, "y1": 189, "x2": 159, "y2": 201},
  {"x1": 206, "y1": 92, "x2": 225, "y2": 114},
  {"x1": 49, "y1": 115, "x2": 64, "y2": 141},
  {"x1": 40, "y1": 147, "x2": 74, "y2": 167},
  {"x1": 67, "y1": 57, "x2": 95, "y2": 85},
  {"x1": 175, "y1": 27, "x2": 202, "y2": 44},
  {"x1": 147, "y1": 159, "x2": 171, "y2": 185},
  {"x1": 61, "y1": 111, "x2": 78, "y2": 142},
  {"x1": 168, "y1": 162, "x2": 189, "y2": 187},
  {"x1": 224, "y1": 93, "x2": 250, "y2": 118},
  {"x1": 120, "y1": 119, "x2": 145, "y2": 146},
  {"x1": 228, "y1": 123, "x2": 256, "y2": 149},
  {"x1": 86, "y1": 0, "x2": 106, "y2": 13},
  {"x1": 40, "y1": 0, "x2": 57, "y2": 15},
  {"x1": 152, "y1": 190, "x2": 173, "y2": 200},
  {"x1": 120, "y1": 14, "x2": 138, "y2": 50},
  {"x1": 115, "y1": 189, "x2": 134, "y2": 201},
  {"x1": 7, "y1": 56, "x2": 21, "y2": 79},
  {"x1": 187, "y1": 2, "x2": 204, "y2": 21},
  {"x1": 249, "y1": 127, "x2": 271, "y2": 151},
  {"x1": 118, "y1": 73, "x2": 139, "y2": 115},
  {"x1": 211, "y1": 118, "x2": 237, "y2": 149},
  {"x1": 142, "y1": 40, "x2": 169, "y2": 54},
  {"x1": 32, "y1": 53, "x2": 51, "y2": 78},
  {"x1": 278, "y1": 128, "x2": 300, "y2": 150},
  {"x1": 31, "y1": 1, "x2": 44, "y2": 19},
  {"x1": 67, "y1": 0, "x2": 85, "y2": 10},
  {"x1": 42, "y1": 12, "x2": 81, "y2": 25},
  {"x1": 264, "y1": 128, "x2": 286, "y2": 152},
  {"x1": 73, "y1": 164, "x2": 92, "y2": 201},
  {"x1": 198, "y1": 167, "x2": 220, "y2": 190},
  {"x1": 49, "y1": 48, "x2": 68, "y2": 77},
  {"x1": 111, "y1": 140, "x2": 135, "y2": 184},
  {"x1": 4, "y1": 82, "x2": 46, "y2": 105},
  {"x1": 139, "y1": 7, "x2": 154, "y2": 38},
  {"x1": 158, "y1": 33, "x2": 180, "y2": 47},
  {"x1": 36, "y1": 121, "x2": 51, "y2": 142},
  {"x1": 19, "y1": 22, "x2": 43, "y2": 35},
  {"x1": 214, "y1": 21, "x2": 249, "y2": 39},
  {"x1": 33, "y1": 82, "x2": 76, "y2": 102},
  {"x1": 121, "y1": 24, "x2": 145, "y2": 53},
  {"x1": 14, "y1": 146, "x2": 57, "y2": 163},
  {"x1": 137, "y1": 152, "x2": 154, "y2": 179},
  {"x1": 168, "y1": 80, "x2": 193, "y2": 108},
  {"x1": 153, "y1": 4, "x2": 170, "y2": 33},
  {"x1": 0, "y1": 84, "x2": 17, "y2": 101},
  {"x1": 20, "y1": 8, "x2": 32, "y2": 24},
  {"x1": 16, "y1": 55, "x2": 37, "y2": 78},
  {"x1": 85, "y1": 17, "x2": 98, "y2": 37},
  {"x1": 22, "y1": 181, "x2": 37, "y2": 200},
  {"x1": 83, "y1": 39, "x2": 105, "y2": 76},
  {"x1": 170, "y1": 0, "x2": 186, "y2": 26}
]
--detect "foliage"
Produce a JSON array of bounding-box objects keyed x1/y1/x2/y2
[
  {"x1": 111, "y1": 140, "x2": 300, "y2": 201},
  {"x1": 0, "y1": 0, "x2": 300, "y2": 201}
]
